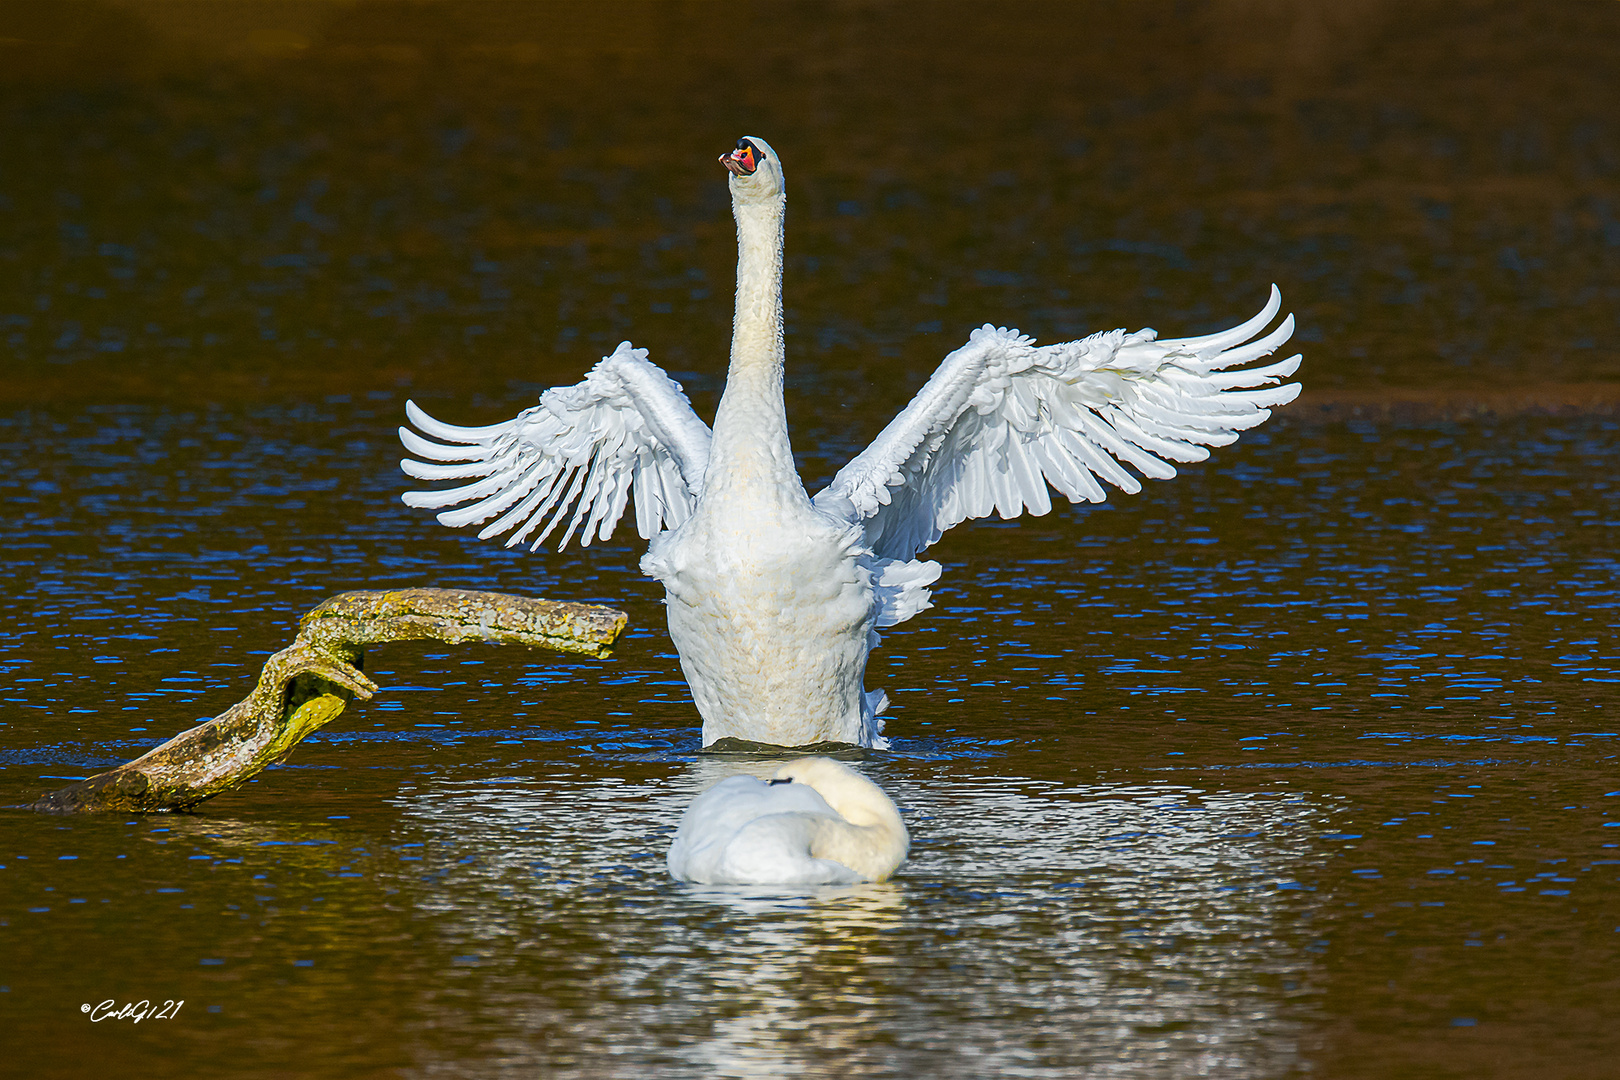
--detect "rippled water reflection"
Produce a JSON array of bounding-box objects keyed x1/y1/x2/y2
[
  {"x1": 5, "y1": 401, "x2": 1619, "y2": 1077},
  {"x1": 394, "y1": 766, "x2": 1326, "y2": 1078},
  {"x1": 4, "y1": 2, "x2": 1620, "y2": 1077}
]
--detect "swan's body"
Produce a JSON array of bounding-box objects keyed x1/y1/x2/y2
[
  {"x1": 400, "y1": 137, "x2": 1302, "y2": 748},
  {"x1": 667, "y1": 757, "x2": 909, "y2": 885}
]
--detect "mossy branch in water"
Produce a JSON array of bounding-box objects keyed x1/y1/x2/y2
[{"x1": 28, "y1": 589, "x2": 627, "y2": 815}]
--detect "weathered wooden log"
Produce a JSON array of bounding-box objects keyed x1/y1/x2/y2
[{"x1": 28, "y1": 588, "x2": 627, "y2": 814}]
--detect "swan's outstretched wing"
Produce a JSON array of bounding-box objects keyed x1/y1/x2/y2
[
  {"x1": 400, "y1": 342, "x2": 712, "y2": 550},
  {"x1": 813, "y1": 286, "x2": 1301, "y2": 562}
]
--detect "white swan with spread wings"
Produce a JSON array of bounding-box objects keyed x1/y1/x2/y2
[{"x1": 399, "y1": 137, "x2": 1302, "y2": 748}]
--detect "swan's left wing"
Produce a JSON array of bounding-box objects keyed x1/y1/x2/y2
[
  {"x1": 813, "y1": 286, "x2": 1301, "y2": 562},
  {"x1": 400, "y1": 342, "x2": 711, "y2": 551}
]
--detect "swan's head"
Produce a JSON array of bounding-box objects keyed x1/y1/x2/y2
[
  {"x1": 773, "y1": 757, "x2": 910, "y2": 881},
  {"x1": 773, "y1": 757, "x2": 900, "y2": 831},
  {"x1": 720, "y1": 136, "x2": 784, "y2": 203}
]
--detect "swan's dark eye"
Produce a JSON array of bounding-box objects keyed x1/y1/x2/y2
[{"x1": 768, "y1": 777, "x2": 793, "y2": 785}]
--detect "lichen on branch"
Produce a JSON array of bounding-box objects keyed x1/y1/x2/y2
[{"x1": 28, "y1": 589, "x2": 627, "y2": 814}]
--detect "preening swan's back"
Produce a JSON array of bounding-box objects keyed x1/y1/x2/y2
[
  {"x1": 668, "y1": 774, "x2": 861, "y2": 885},
  {"x1": 668, "y1": 758, "x2": 910, "y2": 885}
]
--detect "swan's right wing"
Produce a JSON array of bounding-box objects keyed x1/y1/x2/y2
[{"x1": 400, "y1": 342, "x2": 712, "y2": 550}]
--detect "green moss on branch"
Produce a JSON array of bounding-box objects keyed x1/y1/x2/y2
[{"x1": 29, "y1": 589, "x2": 627, "y2": 814}]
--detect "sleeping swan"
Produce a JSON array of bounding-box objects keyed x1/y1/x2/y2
[
  {"x1": 667, "y1": 757, "x2": 909, "y2": 885},
  {"x1": 399, "y1": 136, "x2": 1302, "y2": 749}
]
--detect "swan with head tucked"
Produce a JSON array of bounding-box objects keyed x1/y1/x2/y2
[
  {"x1": 667, "y1": 757, "x2": 909, "y2": 885},
  {"x1": 399, "y1": 136, "x2": 1302, "y2": 748}
]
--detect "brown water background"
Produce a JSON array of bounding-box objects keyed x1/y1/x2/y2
[{"x1": 2, "y1": 2, "x2": 1619, "y2": 1077}]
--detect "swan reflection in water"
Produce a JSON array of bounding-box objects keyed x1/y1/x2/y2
[
  {"x1": 670, "y1": 881, "x2": 907, "y2": 1078},
  {"x1": 390, "y1": 755, "x2": 1328, "y2": 1076}
]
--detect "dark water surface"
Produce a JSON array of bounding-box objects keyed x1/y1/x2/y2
[{"x1": 3, "y1": 3, "x2": 1619, "y2": 1078}]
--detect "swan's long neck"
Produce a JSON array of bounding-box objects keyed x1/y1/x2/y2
[
  {"x1": 809, "y1": 783, "x2": 910, "y2": 883},
  {"x1": 705, "y1": 191, "x2": 800, "y2": 502}
]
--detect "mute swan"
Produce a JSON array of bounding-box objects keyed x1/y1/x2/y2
[
  {"x1": 667, "y1": 757, "x2": 909, "y2": 885},
  {"x1": 400, "y1": 136, "x2": 1302, "y2": 748}
]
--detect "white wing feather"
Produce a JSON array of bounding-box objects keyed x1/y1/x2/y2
[
  {"x1": 399, "y1": 342, "x2": 712, "y2": 550},
  {"x1": 813, "y1": 286, "x2": 1302, "y2": 561}
]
